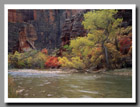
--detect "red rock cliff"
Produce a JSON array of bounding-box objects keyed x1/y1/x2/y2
[{"x1": 8, "y1": 9, "x2": 83, "y2": 53}]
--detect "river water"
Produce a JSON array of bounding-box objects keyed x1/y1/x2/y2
[{"x1": 8, "y1": 71, "x2": 132, "y2": 98}]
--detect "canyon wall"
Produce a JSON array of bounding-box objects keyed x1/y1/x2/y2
[
  {"x1": 8, "y1": 9, "x2": 132, "y2": 53},
  {"x1": 8, "y1": 9, "x2": 84, "y2": 53}
]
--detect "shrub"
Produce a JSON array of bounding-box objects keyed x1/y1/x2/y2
[
  {"x1": 41, "y1": 48, "x2": 48, "y2": 54},
  {"x1": 8, "y1": 51, "x2": 25, "y2": 68},
  {"x1": 58, "y1": 57, "x2": 74, "y2": 68},
  {"x1": 63, "y1": 45, "x2": 72, "y2": 51},
  {"x1": 8, "y1": 50, "x2": 48, "y2": 69},
  {"x1": 45, "y1": 56, "x2": 60, "y2": 68},
  {"x1": 58, "y1": 56, "x2": 85, "y2": 70},
  {"x1": 90, "y1": 46, "x2": 104, "y2": 68},
  {"x1": 31, "y1": 52, "x2": 48, "y2": 69},
  {"x1": 119, "y1": 37, "x2": 132, "y2": 55},
  {"x1": 71, "y1": 56, "x2": 85, "y2": 69}
]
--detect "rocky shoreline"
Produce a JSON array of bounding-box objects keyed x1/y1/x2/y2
[
  {"x1": 9, "y1": 69, "x2": 68, "y2": 74},
  {"x1": 8, "y1": 68, "x2": 132, "y2": 76},
  {"x1": 103, "y1": 68, "x2": 132, "y2": 76}
]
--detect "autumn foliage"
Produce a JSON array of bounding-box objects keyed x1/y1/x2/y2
[
  {"x1": 45, "y1": 56, "x2": 60, "y2": 68},
  {"x1": 119, "y1": 37, "x2": 132, "y2": 55},
  {"x1": 41, "y1": 48, "x2": 48, "y2": 54},
  {"x1": 59, "y1": 10, "x2": 132, "y2": 70}
]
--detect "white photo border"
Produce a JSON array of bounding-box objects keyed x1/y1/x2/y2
[{"x1": 4, "y1": 4, "x2": 136, "y2": 103}]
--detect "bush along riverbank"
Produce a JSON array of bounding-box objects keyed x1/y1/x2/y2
[{"x1": 8, "y1": 48, "x2": 132, "y2": 75}]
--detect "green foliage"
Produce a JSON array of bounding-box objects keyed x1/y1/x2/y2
[
  {"x1": 31, "y1": 52, "x2": 47, "y2": 69},
  {"x1": 69, "y1": 37, "x2": 94, "y2": 68},
  {"x1": 70, "y1": 37, "x2": 93, "y2": 55},
  {"x1": 81, "y1": 10, "x2": 125, "y2": 69},
  {"x1": 82, "y1": 10, "x2": 123, "y2": 45},
  {"x1": 63, "y1": 45, "x2": 72, "y2": 51},
  {"x1": 62, "y1": 45, "x2": 72, "y2": 57},
  {"x1": 60, "y1": 37, "x2": 103, "y2": 69},
  {"x1": 8, "y1": 51, "x2": 25, "y2": 68},
  {"x1": 120, "y1": 26, "x2": 132, "y2": 35},
  {"x1": 8, "y1": 50, "x2": 48, "y2": 69}
]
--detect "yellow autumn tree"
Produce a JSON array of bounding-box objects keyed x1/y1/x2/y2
[{"x1": 82, "y1": 9, "x2": 123, "y2": 69}]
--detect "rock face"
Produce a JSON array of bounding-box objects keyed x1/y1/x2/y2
[
  {"x1": 115, "y1": 10, "x2": 132, "y2": 27},
  {"x1": 18, "y1": 24, "x2": 37, "y2": 52},
  {"x1": 8, "y1": 9, "x2": 132, "y2": 54},
  {"x1": 61, "y1": 10, "x2": 88, "y2": 46},
  {"x1": 8, "y1": 9, "x2": 84, "y2": 53}
]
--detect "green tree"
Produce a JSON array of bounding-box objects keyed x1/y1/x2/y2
[
  {"x1": 70, "y1": 37, "x2": 93, "y2": 68},
  {"x1": 82, "y1": 9, "x2": 122, "y2": 69}
]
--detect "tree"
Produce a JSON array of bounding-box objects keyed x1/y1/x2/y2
[
  {"x1": 70, "y1": 37, "x2": 93, "y2": 68},
  {"x1": 82, "y1": 10, "x2": 122, "y2": 69}
]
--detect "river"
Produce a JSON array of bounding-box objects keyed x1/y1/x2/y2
[{"x1": 8, "y1": 70, "x2": 132, "y2": 98}]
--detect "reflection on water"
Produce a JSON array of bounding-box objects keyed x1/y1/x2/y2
[{"x1": 8, "y1": 71, "x2": 132, "y2": 98}]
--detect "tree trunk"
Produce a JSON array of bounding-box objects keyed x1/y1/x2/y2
[
  {"x1": 115, "y1": 37, "x2": 119, "y2": 51},
  {"x1": 102, "y1": 43, "x2": 110, "y2": 69}
]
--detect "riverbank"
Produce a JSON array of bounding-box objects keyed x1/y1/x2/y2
[
  {"x1": 8, "y1": 68, "x2": 79, "y2": 74},
  {"x1": 8, "y1": 69, "x2": 67, "y2": 74},
  {"x1": 8, "y1": 68, "x2": 132, "y2": 76},
  {"x1": 103, "y1": 68, "x2": 132, "y2": 76}
]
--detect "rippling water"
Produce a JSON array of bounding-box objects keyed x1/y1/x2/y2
[{"x1": 8, "y1": 71, "x2": 132, "y2": 98}]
